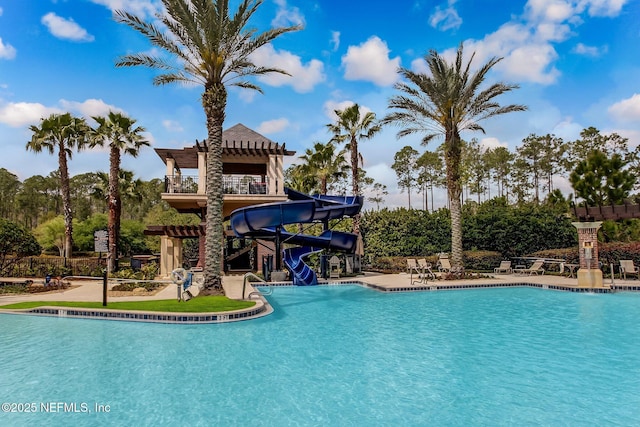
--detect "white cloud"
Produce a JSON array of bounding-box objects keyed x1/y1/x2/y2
[
  {"x1": 59, "y1": 98, "x2": 123, "y2": 118},
  {"x1": 551, "y1": 118, "x2": 585, "y2": 141},
  {"x1": 89, "y1": 0, "x2": 160, "y2": 17},
  {"x1": 573, "y1": 42, "x2": 607, "y2": 56},
  {"x1": 410, "y1": 57, "x2": 430, "y2": 75},
  {"x1": 323, "y1": 100, "x2": 355, "y2": 122},
  {"x1": 162, "y1": 119, "x2": 183, "y2": 132},
  {"x1": 341, "y1": 36, "x2": 400, "y2": 86},
  {"x1": 323, "y1": 100, "x2": 375, "y2": 123},
  {"x1": 579, "y1": 0, "x2": 628, "y2": 17},
  {"x1": 271, "y1": 0, "x2": 305, "y2": 27},
  {"x1": 0, "y1": 7, "x2": 3, "y2": 16},
  {"x1": 480, "y1": 137, "x2": 509, "y2": 150},
  {"x1": 428, "y1": 0, "x2": 627, "y2": 86},
  {"x1": 250, "y1": 44, "x2": 325, "y2": 93},
  {"x1": 429, "y1": 0, "x2": 463, "y2": 31},
  {"x1": 534, "y1": 21, "x2": 572, "y2": 41},
  {"x1": 499, "y1": 43, "x2": 560, "y2": 84},
  {"x1": 41, "y1": 12, "x2": 95, "y2": 42},
  {"x1": 0, "y1": 102, "x2": 62, "y2": 127},
  {"x1": 526, "y1": 0, "x2": 575, "y2": 22},
  {"x1": 0, "y1": 37, "x2": 16, "y2": 60},
  {"x1": 608, "y1": 93, "x2": 640, "y2": 123},
  {"x1": 257, "y1": 118, "x2": 290, "y2": 134},
  {"x1": 330, "y1": 31, "x2": 340, "y2": 52}
]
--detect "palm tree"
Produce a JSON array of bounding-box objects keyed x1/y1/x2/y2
[
  {"x1": 115, "y1": 0, "x2": 300, "y2": 293},
  {"x1": 299, "y1": 142, "x2": 349, "y2": 194},
  {"x1": 383, "y1": 43, "x2": 526, "y2": 268},
  {"x1": 26, "y1": 113, "x2": 90, "y2": 258},
  {"x1": 327, "y1": 104, "x2": 382, "y2": 232},
  {"x1": 91, "y1": 112, "x2": 149, "y2": 272}
]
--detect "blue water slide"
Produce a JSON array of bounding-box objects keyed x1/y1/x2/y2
[
  {"x1": 283, "y1": 247, "x2": 322, "y2": 286},
  {"x1": 229, "y1": 189, "x2": 363, "y2": 285}
]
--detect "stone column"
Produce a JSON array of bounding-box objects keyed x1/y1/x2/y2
[
  {"x1": 197, "y1": 225, "x2": 205, "y2": 269},
  {"x1": 572, "y1": 221, "x2": 603, "y2": 288},
  {"x1": 197, "y1": 151, "x2": 206, "y2": 194},
  {"x1": 160, "y1": 236, "x2": 183, "y2": 278}
]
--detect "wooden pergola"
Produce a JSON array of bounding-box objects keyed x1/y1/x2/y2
[{"x1": 573, "y1": 201, "x2": 640, "y2": 221}]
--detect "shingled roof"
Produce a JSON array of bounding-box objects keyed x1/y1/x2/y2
[{"x1": 154, "y1": 123, "x2": 295, "y2": 169}]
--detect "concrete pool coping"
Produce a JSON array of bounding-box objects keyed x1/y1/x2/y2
[{"x1": 1, "y1": 272, "x2": 638, "y2": 324}]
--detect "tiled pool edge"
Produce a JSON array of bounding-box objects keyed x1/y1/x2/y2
[
  {"x1": 361, "y1": 280, "x2": 639, "y2": 293},
  {"x1": 0, "y1": 296, "x2": 273, "y2": 324},
  {"x1": 1, "y1": 279, "x2": 637, "y2": 324},
  {"x1": 238, "y1": 279, "x2": 640, "y2": 294}
]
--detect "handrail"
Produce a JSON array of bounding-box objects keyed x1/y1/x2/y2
[{"x1": 242, "y1": 272, "x2": 270, "y2": 300}]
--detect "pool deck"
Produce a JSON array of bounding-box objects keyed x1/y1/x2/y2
[{"x1": 1, "y1": 272, "x2": 638, "y2": 323}]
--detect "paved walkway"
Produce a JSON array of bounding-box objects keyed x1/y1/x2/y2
[{"x1": 0, "y1": 270, "x2": 633, "y2": 307}]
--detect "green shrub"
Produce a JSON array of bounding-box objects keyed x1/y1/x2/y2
[
  {"x1": 370, "y1": 251, "x2": 502, "y2": 273},
  {"x1": 0, "y1": 282, "x2": 30, "y2": 294},
  {"x1": 462, "y1": 251, "x2": 503, "y2": 271},
  {"x1": 111, "y1": 282, "x2": 162, "y2": 292}
]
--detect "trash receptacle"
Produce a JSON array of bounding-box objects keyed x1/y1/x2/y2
[{"x1": 262, "y1": 254, "x2": 273, "y2": 281}]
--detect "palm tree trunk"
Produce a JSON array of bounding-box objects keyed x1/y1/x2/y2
[
  {"x1": 202, "y1": 84, "x2": 225, "y2": 294},
  {"x1": 350, "y1": 137, "x2": 361, "y2": 234},
  {"x1": 108, "y1": 147, "x2": 121, "y2": 272},
  {"x1": 58, "y1": 142, "x2": 73, "y2": 259},
  {"x1": 445, "y1": 131, "x2": 464, "y2": 269}
]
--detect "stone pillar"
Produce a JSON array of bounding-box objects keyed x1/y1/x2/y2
[
  {"x1": 197, "y1": 151, "x2": 206, "y2": 194},
  {"x1": 166, "y1": 158, "x2": 175, "y2": 193},
  {"x1": 160, "y1": 236, "x2": 183, "y2": 278},
  {"x1": 197, "y1": 226, "x2": 205, "y2": 269},
  {"x1": 572, "y1": 221, "x2": 603, "y2": 288}
]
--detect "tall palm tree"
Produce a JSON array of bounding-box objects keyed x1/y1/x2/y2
[
  {"x1": 327, "y1": 104, "x2": 382, "y2": 232},
  {"x1": 115, "y1": 0, "x2": 300, "y2": 293},
  {"x1": 383, "y1": 43, "x2": 526, "y2": 268},
  {"x1": 91, "y1": 112, "x2": 149, "y2": 272},
  {"x1": 299, "y1": 142, "x2": 349, "y2": 194},
  {"x1": 26, "y1": 113, "x2": 90, "y2": 258}
]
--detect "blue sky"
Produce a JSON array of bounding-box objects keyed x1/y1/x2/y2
[{"x1": 1, "y1": 0, "x2": 639, "y2": 209}]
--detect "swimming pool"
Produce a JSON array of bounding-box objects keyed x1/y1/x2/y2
[{"x1": 1, "y1": 285, "x2": 639, "y2": 426}]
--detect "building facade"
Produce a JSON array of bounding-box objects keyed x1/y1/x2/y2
[{"x1": 146, "y1": 123, "x2": 296, "y2": 277}]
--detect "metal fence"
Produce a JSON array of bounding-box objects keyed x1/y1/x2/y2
[
  {"x1": 164, "y1": 174, "x2": 269, "y2": 194},
  {"x1": 8, "y1": 257, "x2": 107, "y2": 278}
]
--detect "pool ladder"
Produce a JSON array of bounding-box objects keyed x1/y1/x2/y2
[{"x1": 242, "y1": 272, "x2": 272, "y2": 300}]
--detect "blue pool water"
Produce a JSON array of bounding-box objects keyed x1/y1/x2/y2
[{"x1": 1, "y1": 285, "x2": 639, "y2": 426}]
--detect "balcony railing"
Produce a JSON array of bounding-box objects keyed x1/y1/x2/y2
[
  {"x1": 165, "y1": 175, "x2": 199, "y2": 194},
  {"x1": 164, "y1": 175, "x2": 269, "y2": 195},
  {"x1": 223, "y1": 175, "x2": 268, "y2": 195}
]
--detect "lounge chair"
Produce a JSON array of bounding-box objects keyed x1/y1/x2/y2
[
  {"x1": 437, "y1": 257, "x2": 452, "y2": 273},
  {"x1": 515, "y1": 260, "x2": 545, "y2": 275},
  {"x1": 329, "y1": 256, "x2": 341, "y2": 279},
  {"x1": 619, "y1": 260, "x2": 639, "y2": 279},
  {"x1": 418, "y1": 259, "x2": 437, "y2": 280},
  {"x1": 406, "y1": 258, "x2": 421, "y2": 275},
  {"x1": 494, "y1": 260, "x2": 512, "y2": 274}
]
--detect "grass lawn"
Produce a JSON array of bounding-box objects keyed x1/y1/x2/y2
[{"x1": 0, "y1": 296, "x2": 256, "y2": 313}]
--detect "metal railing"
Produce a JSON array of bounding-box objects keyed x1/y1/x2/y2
[
  {"x1": 165, "y1": 175, "x2": 199, "y2": 193},
  {"x1": 223, "y1": 175, "x2": 268, "y2": 195},
  {"x1": 164, "y1": 175, "x2": 269, "y2": 195},
  {"x1": 242, "y1": 272, "x2": 272, "y2": 299}
]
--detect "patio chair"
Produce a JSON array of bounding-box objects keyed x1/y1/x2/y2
[
  {"x1": 619, "y1": 260, "x2": 639, "y2": 279},
  {"x1": 437, "y1": 257, "x2": 452, "y2": 273},
  {"x1": 494, "y1": 260, "x2": 512, "y2": 274},
  {"x1": 515, "y1": 260, "x2": 545, "y2": 275},
  {"x1": 329, "y1": 256, "x2": 341, "y2": 279},
  {"x1": 418, "y1": 258, "x2": 437, "y2": 280},
  {"x1": 406, "y1": 258, "x2": 421, "y2": 275}
]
